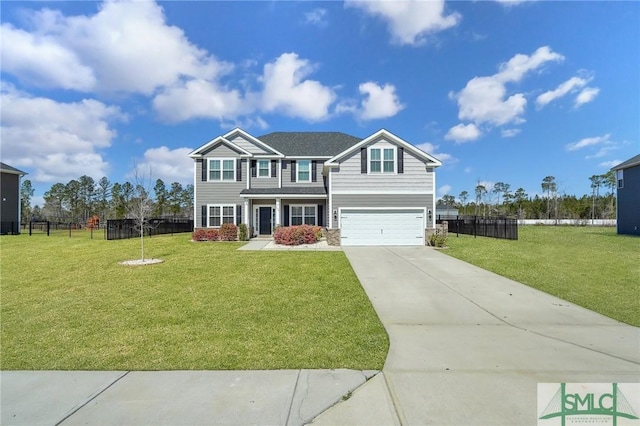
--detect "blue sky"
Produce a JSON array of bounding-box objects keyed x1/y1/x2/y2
[{"x1": 1, "y1": 0, "x2": 638, "y2": 206}]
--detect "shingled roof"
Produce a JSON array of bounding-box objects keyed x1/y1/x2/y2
[
  {"x1": 257, "y1": 132, "x2": 362, "y2": 157},
  {"x1": 0, "y1": 162, "x2": 26, "y2": 175},
  {"x1": 611, "y1": 154, "x2": 640, "y2": 171}
]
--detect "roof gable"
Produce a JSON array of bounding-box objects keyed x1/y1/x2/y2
[
  {"x1": 611, "y1": 154, "x2": 640, "y2": 171},
  {"x1": 0, "y1": 162, "x2": 27, "y2": 175},
  {"x1": 189, "y1": 136, "x2": 252, "y2": 158},
  {"x1": 223, "y1": 128, "x2": 283, "y2": 156},
  {"x1": 327, "y1": 129, "x2": 442, "y2": 167},
  {"x1": 257, "y1": 132, "x2": 362, "y2": 157}
]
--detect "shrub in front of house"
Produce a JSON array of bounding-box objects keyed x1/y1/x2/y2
[
  {"x1": 218, "y1": 223, "x2": 238, "y2": 241},
  {"x1": 192, "y1": 228, "x2": 220, "y2": 241},
  {"x1": 274, "y1": 225, "x2": 322, "y2": 245}
]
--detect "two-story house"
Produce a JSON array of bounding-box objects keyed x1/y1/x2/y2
[{"x1": 189, "y1": 128, "x2": 442, "y2": 246}]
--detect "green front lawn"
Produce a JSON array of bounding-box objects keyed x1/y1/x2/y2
[
  {"x1": 444, "y1": 226, "x2": 640, "y2": 326},
  {"x1": 1, "y1": 234, "x2": 389, "y2": 370}
]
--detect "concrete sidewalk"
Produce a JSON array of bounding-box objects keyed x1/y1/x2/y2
[
  {"x1": 1, "y1": 369, "x2": 376, "y2": 425},
  {"x1": 311, "y1": 246, "x2": 640, "y2": 425}
]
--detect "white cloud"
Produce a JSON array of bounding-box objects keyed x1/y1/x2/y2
[
  {"x1": 464, "y1": 167, "x2": 473, "y2": 174},
  {"x1": 414, "y1": 142, "x2": 455, "y2": 164},
  {"x1": 445, "y1": 123, "x2": 481, "y2": 143},
  {"x1": 357, "y1": 82, "x2": 404, "y2": 120},
  {"x1": 566, "y1": 134, "x2": 610, "y2": 151},
  {"x1": 304, "y1": 8, "x2": 328, "y2": 27},
  {"x1": 346, "y1": 0, "x2": 460, "y2": 46},
  {"x1": 501, "y1": 128, "x2": 521, "y2": 137},
  {"x1": 260, "y1": 53, "x2": 336, "y2": 121},
  {"x1": 494, "y1": 0, "x2": 533, "y2": 5},
  {"x1": 137, "y1": 146, "x2": 194, "y2": 185},
  {"x1": 451, "y1": 46, "x2": 564, "y2": 128},
  {"x1": 598, "y1": 160, "x2": 622, "y2": 168},
  {"x1": 153, "y1": 79, "x2": 246, "y2": 123},
  {"x1": 536, "y1": 76, "x2": 590, "y2": 108},
  {"x1": 438, "y1": 185, "x2": 452, "y2": 197},
  {"x1": 0, "y1": 1, "x2": 227, "y2": 94},
  {"x1": 575, "y1": 87, "x2": 600, "y2": 107},
  {"x1": 0, "y1": 86, "x2": 122, "y2": 183}
]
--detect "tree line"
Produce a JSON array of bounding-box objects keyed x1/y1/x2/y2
[
  {"x1": 20, "y1": 175, "x2": 194, "y2": 225},
  {"x1": 438, "y1": 171, "x2": 617, "y2": 220}
]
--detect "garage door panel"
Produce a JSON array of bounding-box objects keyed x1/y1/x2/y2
[{"x1": 340, "y1": 209, "x2": 424, "y2": 246}]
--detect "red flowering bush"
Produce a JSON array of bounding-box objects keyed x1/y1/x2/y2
[
  {"x1": 218, "y1": 223, "x2": 238, "y2": 241},
  {"x1": 274, "y1": 225, "x2": 322, "y2": 245},
  {"x1": 192, "y1": 228, "x2": 220, "y2": 241}
]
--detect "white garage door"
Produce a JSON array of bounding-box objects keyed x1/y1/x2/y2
[{"x1": 340, "y1": 209, "x2": 425, "y2": 246}]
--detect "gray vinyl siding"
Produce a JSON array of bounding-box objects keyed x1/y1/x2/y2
[
  {"x1": 202, "y1": 143, "x2": 242, "y2": 158},
  {"x1": 229, "y1": 135, "x2": 269, "y2": 154},
  {"x1": 194, "y1": 158, "x2": 245, "y2": 227},
  {"x1": 331, "y1": 138, "x2": 434, "y2": 192},
  {"x1": 332, "y1": 194, "x2": 434, "y2": 228},
  {"x1": 617, "y1": 164, "x2": 640, "y2": 236},
  {"x1": 281, "y1": 160, "x2": 325, "y2": 189}
]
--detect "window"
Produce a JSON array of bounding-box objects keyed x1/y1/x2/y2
[
  {"x1": 617, "y1": 170, "x2": 624, "y2": 189},
  {"x1": 297, "y1": 160, "x2": 311, "y2": 182},
  {"x1": 291, "y1": 205, "x2": 316, "y2": 226},
  {"x1": 209, "y1": 159, "x2": 235, "y2": 181},
  {"x1": 258, "y1": 160, "x2": 270, "y2": 178},
  {"x1": 208, "y1": 205, "x2": 235, "y2": 227},
  {"x1": 369, "y1": 148, "x2": 395, "y2": 173}
]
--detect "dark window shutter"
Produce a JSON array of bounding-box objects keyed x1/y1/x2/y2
[
  {"x1": 201, "y1": 159, "x2": 207, "y2": 181},
  {"x1": 236, "y1": 159, "x2": 242, "y2": 181},
  {"x1": 271, "y1": 160, "x2": 277, "y2": 178},
  {"x1": 251, "y1": 160, "x2": 257, "y2": 177},
  {"x1": 291, "y1": 161, "x2": 296, "y2": 182},
  {"x1": 361, "y1": 148, "x2": 367, "y2": 174},
  {"x1": 236, "y1": 205, "x2": 242, "y2": 224},
  {"x1": 398, "y1": 147, "x2": 404, "y2": 174},
  {"x1": 312, "y1": 160, "x2": 317, "y2": 182},
  {"x1": 282, "y1": 160, "x2": 287, "y2": 169},
  {"x1": 284, "y1": 205, "x2": 290, "y2": 226},
  {"x1": 201, "y1": 205, "x2": 207, "y2": 227},
  {"x1": 317, "y1": 205, "x2": 323, "y2": 227}
]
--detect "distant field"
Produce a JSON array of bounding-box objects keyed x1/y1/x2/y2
[
  {"x1": 444, "y1": 226, "x2": 640, "y2": 326},
  {"x1": 1, "y1": 234, "x2": 388, "y2": 370}
]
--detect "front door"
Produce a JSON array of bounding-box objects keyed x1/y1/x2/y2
[{"x1": 259, "y1": 207, "x2": 272, "y2": 235}]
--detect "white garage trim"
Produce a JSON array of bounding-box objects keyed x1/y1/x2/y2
[{"x1": 339, "y1": 207, "x2": 426, "y2": 246}]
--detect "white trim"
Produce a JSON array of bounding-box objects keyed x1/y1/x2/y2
[
  {"x1": 206, "y1": 204, "x2": 236, "y2": 228},
  {"x1": 367, "y1": 146, "x2": 397, "y2": 175},
  {"x1": 240, "y1": 193, "x2": 327, "y2": 199},
  {"x1": 331, "y1": 190, "x2": 434, "y2": 195},
  {"x1": 290, "y1": 204, "x2": 318, "y2": 226},
  {"x1": 246, "y1": 159, "x2": 250, "y2": 189},
  {"x1": 278, "y1": 159, "x2": 282, "y2": 189},
  {"x1": 189, "y1": 136, "x2": 252, "y2": 158},
  {"x1": 193, "y1": 162, "x2": 197, "y2": 224},
  {"x1": 275, "y1": 198, "x2": 281, "y2": 226},
  {"x1": 287, "y1": 156, "x2": 332, "y2": 159},
  {"x1": 222, "y1": 128, "x2": 285, "y2": 157},
  {"x1": 432, "y1": 168, "x2": 437, "y2": 229},
  {"x1": 244, "y1": 200, "x2": 250, "y2": 225},
  {"x1": 328, "y1": 170, "x2": 333, "y2": 229},
  {"x1": 327, "y1": 129, "x2": 442, "y2": 168},
  {"x1": 296, "y1": 159, "x2": 311, "y2": 183},
  {"x1": 257, "y1": 159, "x2": 270, "y2": 178},
  {"x1": 207, "y1": 158, "x2": 236, "y2": 182}
]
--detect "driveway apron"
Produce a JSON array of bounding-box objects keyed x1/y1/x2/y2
[{"x1": 340, "y1": 246, "x2": 640, "y2": 426}]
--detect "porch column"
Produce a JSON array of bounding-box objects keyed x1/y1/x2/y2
[
  {"x1": 244, "y1": 199, "x2": 250, "y2": 226},
  {"x1": 275, "y1": 198, "x2": 281, "y2": 226}
]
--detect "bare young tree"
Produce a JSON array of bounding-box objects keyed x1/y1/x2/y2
[{"x1": 127, "y1": 164, "x2": 155, "y2": 262}]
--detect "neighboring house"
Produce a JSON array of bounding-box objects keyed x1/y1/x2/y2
[
  {"x1": 0, "y1": 162, "x2": 27, "y2": 235},
  {"x1": 189, "y1": 128, "x2": 442, "y2": 246},
  {"x1": 611, "y1": 154, "x2": 640, "y2": 236}
]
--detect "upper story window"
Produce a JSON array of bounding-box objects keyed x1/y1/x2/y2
[
  {"x1": 297, "y1": 160, "x2": 311, "y2": 182},
  {"x1": 209, "y1": 159, "x2": 235, "y2": 181},
  {"x1": 617, "y1": 170, "x2": 624, "y2": 189},
  {"x1": 369, "y1": 147, "x2": 395, "y2": 173},
  {"x1": 258, "y1": 160, "x2": 270, "y2": 178}
]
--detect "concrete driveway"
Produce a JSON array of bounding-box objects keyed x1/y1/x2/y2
[{"x1": 312, "y1": 246, "x2": 640, "y2": 425}]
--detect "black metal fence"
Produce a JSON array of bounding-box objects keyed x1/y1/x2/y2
[
  {"x1": 1, "y1": 221, "x2": 20, "y2": 235},
  {"x1": 106, "y1": 218, "x2": 193, "y2": 240},
  {"x1": 437, "y1": 215, "x2": 518, "y2": 240}
]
